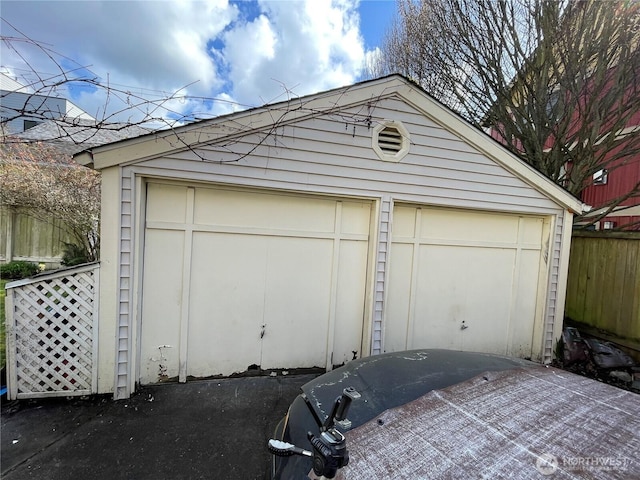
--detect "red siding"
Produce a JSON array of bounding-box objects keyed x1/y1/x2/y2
[
  {"x1": 487, "y1": 63, "x2": 640, "y2": 230},
  {"x1": 580, "y1": 155, "x2": 640, "y2": 208}
]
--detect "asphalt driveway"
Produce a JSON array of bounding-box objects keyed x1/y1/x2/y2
[{"x1": 1, "y1": 373, "x2": 318, "y2": 480}]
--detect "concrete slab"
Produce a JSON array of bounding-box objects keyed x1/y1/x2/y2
[{"x1": 1, "y1": 374, "x2": 317, "y2": 480}]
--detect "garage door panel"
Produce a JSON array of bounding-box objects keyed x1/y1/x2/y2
[
  {"x1": 341, "y1": 202, "x2": 372, "y2": 235},
  {"x1": 140, "y1": 229, "x2": 184, "y2": 384},
  {"x1": 332, "y1": 240, "x2": 369, "y2": 365},
  {"x1": 140, "y1": 183, "x2": 371, "y2": 384},
  {"x1": 391, "y1": 206, "x2": 419, "y2": 237},
  {"x1": 146, "y1": 183, "x2": 188, "y2": 223},
  {"x1": 188, "y1": 233, "x2": 266, "y2": 376},
  {"x1": 521, "y1": 217, "x2": 544, "y2": 244},
  {"x1": 409, "y1": 245, "x2": 457, "y2": 350},
  {"x1": 261, "y1": 237, "x2": 333, "y2": 370},
  {"x1": 509, "y1": 249, "x2": 542, "y2": 356},
  {"x1": 194, "y1": 188, "x2": 337, "y2": 233},
  {"x1": 384, "y1": 243, "x2": 414, "y2": 352},
  {"x1": 420, "y1": 208, "x2": 520, "y2": 244},
  {"x1": 386, "y1": 205, "x2": 545, "y2": 357},
  {"x1": 414, "y1": 245, "x2": 514, "y2": 353}
]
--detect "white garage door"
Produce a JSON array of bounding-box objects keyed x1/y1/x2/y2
[
  {"x1": 385, "y1": 206, "x2": 547, "y2": 358},
  {"x1": 139, "y1": 182, "x2": 371, "y2": 384}
]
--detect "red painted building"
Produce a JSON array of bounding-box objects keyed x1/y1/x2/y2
[
  {"x1": 487, "y1": 2, "x2": 640, "y2": 230},
  {"x1": 488, "y1": 76, "x2": 640, "y2": 231},
  {"x1": 579, "y1": 122, "x2": 640, "y2": 231}
]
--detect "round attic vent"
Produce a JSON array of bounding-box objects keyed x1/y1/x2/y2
[{"x1": 372, "y1": 121, "x2": 410, "y2": 162}]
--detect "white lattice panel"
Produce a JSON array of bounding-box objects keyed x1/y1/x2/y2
[{"x1": 6, "y1": 264, "x2": 99, "y2": 399}]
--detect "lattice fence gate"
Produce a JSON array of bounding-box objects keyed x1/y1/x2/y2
[{"x1": 5, "y1": 263, "x2": 100, "y2": 400}]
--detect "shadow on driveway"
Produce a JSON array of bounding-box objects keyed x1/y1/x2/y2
[{"x1": 1, "y1": 374, "x2": 318, "y2": 480}]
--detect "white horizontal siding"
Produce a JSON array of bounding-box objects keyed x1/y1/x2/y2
[
  {"x1": 162, "y1": 144, "x2": 525, "y2": 190},
  {"x1": 136, "y1": 97, "x2": 561, "y2": 215},
  {"x1": 176, "y1": 122, "x2": 525, "y2": 183},
  {"x1": 0, "y1": 91, "x2": 92, "y2": 133},
  {"x1": 169, "y1": 113, "x2": 514, "y2": 175},
  {"x1": 146, "y1": 150, "x2": 545, "y2": 198}
]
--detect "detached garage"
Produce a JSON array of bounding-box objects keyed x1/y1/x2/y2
[{"x1": 76, "y1": 75, "x2": 584, "y2": 399}]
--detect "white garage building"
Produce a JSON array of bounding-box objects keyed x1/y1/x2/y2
[{"x1": 76, "y1": 75, "x2": 584, "y2": 399}]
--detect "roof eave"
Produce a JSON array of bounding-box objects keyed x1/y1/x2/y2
[
  {"x1": 395, "y1": 84, "x2": 585, "y2": 214},
  {"x1": 75, "y1": 150, "x2": 94, "y2": 168},
  {"x1": 76, "y1": 74, "x2": 585, "y2": 214},
  {"x1": 72, "y1": 75, "x2": 409, "y2": 170}
]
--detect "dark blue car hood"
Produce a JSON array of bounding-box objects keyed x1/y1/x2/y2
[{"x1": 301, "y1": 349, "x2": 535, "y2": 431}]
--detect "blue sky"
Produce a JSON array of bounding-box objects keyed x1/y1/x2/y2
[
  {"x1": 1, "y1": 0, "x2": 397, "y2": 124},
  {"x1": 359, "y1": 0, "x2": 396, "y2": 49}
]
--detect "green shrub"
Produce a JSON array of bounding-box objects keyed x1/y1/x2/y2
[
  {"x1": 0, "y1": 261, "x2": 41, "y2": 280},
  {"x1": 61, "y1": 242, "x2": 90, "y2": 267}
]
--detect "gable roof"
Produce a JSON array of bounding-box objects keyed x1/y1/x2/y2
[{"x1": 74, "y1": 74, "x2": 585, "y2": 213}]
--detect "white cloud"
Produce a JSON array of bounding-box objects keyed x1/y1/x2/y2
[
  {"x1": 221, "y1": 13, "x2": 279, "y2": 103},
  {"x1": 221, "y1": 0, "x2": 366, "y2": 105},
  {"x1": 1, "y1": 0, "x2": 371, "y2": 126}
]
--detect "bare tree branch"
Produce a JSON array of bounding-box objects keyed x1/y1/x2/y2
[
  {"x1": 0, "y1": 141, "x2": 101, "y2": 260},
  {"x1": 369, "y1": 0, "x2": 640, "y2": 227},
  {"x1": 1, "y1": 26, "x2": 392, "y2": 264}
]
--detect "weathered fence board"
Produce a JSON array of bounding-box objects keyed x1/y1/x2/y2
[
  {"x1": 566, "y1": 231, "x2": 640, "y2": 344},
  {"x1": 0, "y1": 206, "x2": 75, "y2": 268}
]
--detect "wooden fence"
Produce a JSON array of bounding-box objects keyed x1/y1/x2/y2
[
  {"x1": 1, "y1": 206, "x2": 75, "y2": 268},
  {"x1": 565, "y1": 231, "x2": 640, "y2": 348}
]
